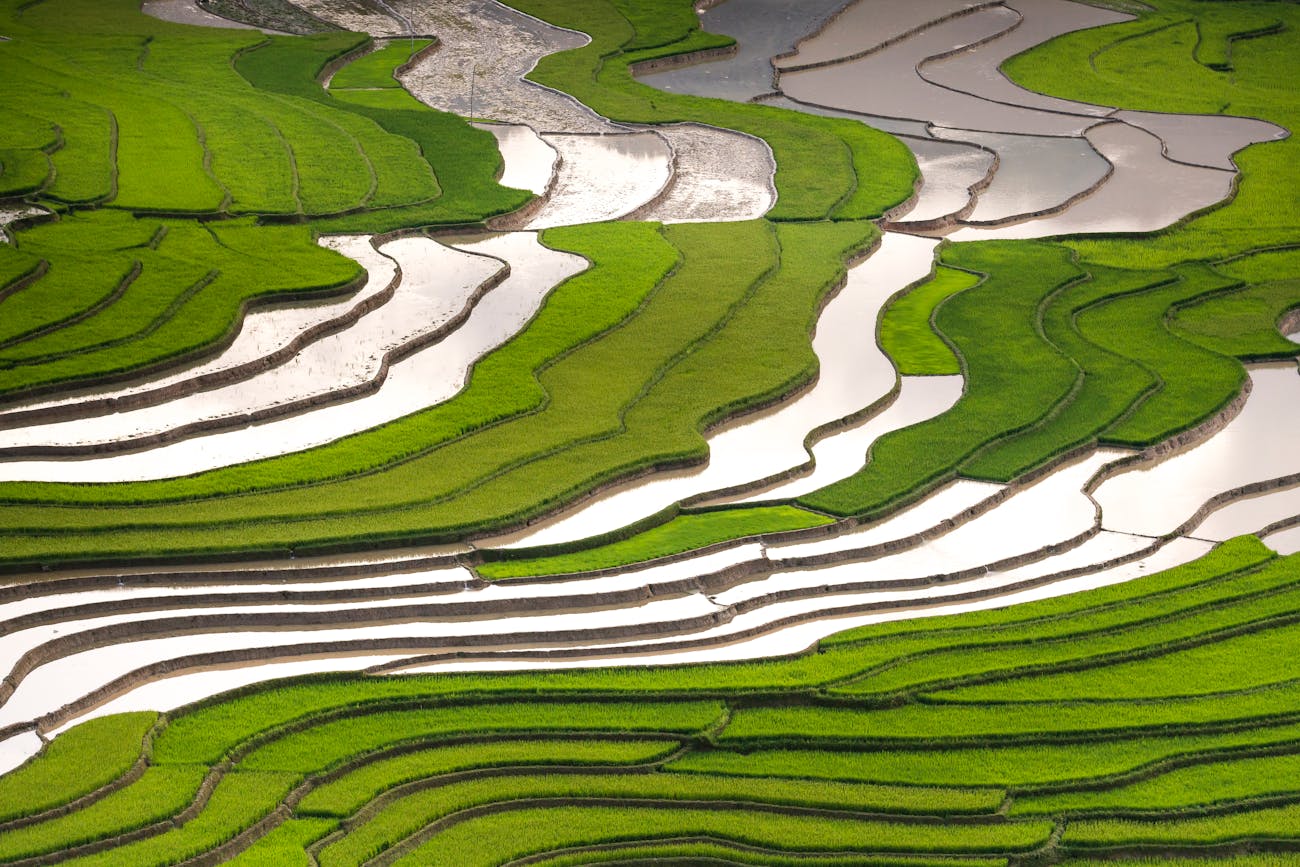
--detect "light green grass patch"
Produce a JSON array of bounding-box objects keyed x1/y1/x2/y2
[
  {"x1": 878, "y1": 264, "x2": 973, "y2": 375},
  {"x1": 0, "y1": 712, "x2": 155, "y2": 823},
  {"x1": 330, "y1": 38, "x2": 433, "y2": 90}
]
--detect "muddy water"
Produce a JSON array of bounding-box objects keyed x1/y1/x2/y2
[
  {"x1": 1095, "y1": 365, "x2": 1300, "y2": 538},
  {"x1": 775, "y1": 0, "x2": 996, "y2": 71},
  {"x1": 394, "y1": 0, "x2": 614, "y2": 133},
  {"x1": 933, "y1": 128, "x2": 1110, "y2": 224},
  {"x1": 0, "y1": 238, "x2": 502, "y2": 455},
  {"x1": 758, "y1": 94, "x2": 933, "y2": 138},
  {"x1": 479, "y1": 123, "x2": 557, "y2": 195},
  {"x1": 894, "y1": 138, "x2": 993, "y2": 224},
  {"x1": 1114, "y1": 110, "x2": 1288, "y2": 170},
  {"x1": 780, "y1": 6, "x2": 1095, "y2": 137},
  {"x1": 141, "y1": 0, "x2": 263, "y2": 30},
  {"x1": 948, "y1": 122, "x2": 1237, "y2": 240},
  {"x1": 286, "y1": 0, "x2": 405, "y2": 35},
  {"x1": 0, "y1": 236, "x2": 392, "y2": 422},
  {"x1": 28, "y1": 534, "x2": 1203, "y2": 718},
  {"x1": 919, "y1": 0, "x2": 1129, "y2": 117},
  {"x1": 727, "y1": 374, "x2": 966, "y2": 503},
  {"x1": 1193, "y1": 484, "x2": 1300, "y2": 541},
  {"x1": 0, "y1": 233, "x2": 585, "y2": 482},
  {"x1": 522, "y1": 133, "x2": 672, "y2": 229},
  {"x1": 628, "y1": 124, "x2": 775, "y2": 223},
  {"x1": 483, "y1": 233, "x2": 937, "y2": 549},
  {"x1": 638, "y1": 0, "x2": 852, "y2": 101},
  {"x1": 0, "y1": 206, "x2": 43, "y2": 244}
]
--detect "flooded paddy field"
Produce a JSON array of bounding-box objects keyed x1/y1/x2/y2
[
  {"x1": 1, "y1": 4, "x2": 1298, "y2": 853},
  {"x1": 0, "y1": 233, "x2": 585, "y2": 479}
]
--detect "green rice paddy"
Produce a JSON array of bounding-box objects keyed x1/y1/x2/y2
[
  {"x1": 5, "y1": 539, "x2": 1299, "y2": 863},
  {"x1": 1, "y1": 0, "x2": 1299, "y2": 861}
]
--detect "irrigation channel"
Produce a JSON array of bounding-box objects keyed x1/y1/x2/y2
[{"x1": 0, "y1": 0, "x2": 1297, "y2": 773}]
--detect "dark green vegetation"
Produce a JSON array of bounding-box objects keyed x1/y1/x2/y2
[
  {"x1": 0, "y1": 0, "x2": 526, "y2": 405},
  {"x1": 0, "y1": 212, "x2": 359, "y2": 398},
  {"x1": 0, "y1": 0, "x2": 918, "y2": 568},
  {"x1": 0, "y1": 219, "x2": 877, "y2": 564},
  {"x1": 0, "y1": 0, "x2": 520, "y2": 221},
  {"x1": 9, "y1": 538, "x2": 1300, "y2": 863},
  {"x1": 2, "y1": 0, "x2": 1300, "y2": 857},
  {"x1": 3, "y1": 0, "x2": 1293, "y2": 568}
]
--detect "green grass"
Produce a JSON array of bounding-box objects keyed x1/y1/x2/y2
[
  {"x1": 478, "y1": 505, "x2": 833, "y2": 579},
  {"x1": 1064, "y1": 801, "x2": 1300, "y2": 848},
  {"x1": 0, "y1": 0, "x2": 518, "y2": 225},
  {"x1": 821, "y1": 535, "x2": 1276, "y2": 647},
  {"x1": 1087, "y1": 264, "x2": 1247, "y2": 447},
  {"x1": 831, "y1": 557, "x2": 1300, "y2": 697},
  {"x1": 0, "y1": 764, "x2": 207, "y2": 861},
  {"x1": 0, "y1": 712, "x2": 155, "y2": 823},
  {"x1": 0, "y1": 146, "x2": 51, "y2": 197},
  {"x1": 17, "y1": 539, "x2": 1300, "y2": 862},
  {"x1": 933, "y1": 608, "x2": 1300, "y2": 704},
  {"x1": 955, "y1": 264, "x2": 1167, "y2": 480},
  {"x1": 877, "y1": 264, "x2": 974, "y2": 376},
  {"x1": 800, "y1": 241, "x2": 1082, "y2": 515},
  {"x1": 322, "y1": 772, "x2": 1025, "y2": 867},
  {"x1": 294, "y1": 739, "x2": 678, "y2": 817},
  {"x1": 1013, "y1": 749, "x2": 1300, "y2": 816},
  {"x1": 668, "y1": 717, "x2": 1300, "y2": 789},
  {"x1": 50, "y1": 770, "x2": 297, "y2": 867},
  {"x1": 155, "y1": 697, "x2": 723, "y2": 766},
  {"x1": 329, "y1": 39, "x2": 433, "y2": 90},
  {"x1": 5, "y1": 0, "x2": 1300, "y2": 862},
  {"x1": 222, "y1": 818, "x2": 335, "y2": 867},
  {"x1": 529, "y1": 845, "x2": 1005, "y2": 867},
  {"x1": 234, "y1": 32, "x2": 527, "y2": 232},
  {"x1": 0, "y1": 214, "x2": 362, "y2": 399},
  {"x1": 1172, "y1": 278, "x2": 1300, "y2": 359},
  {"x1": 1172, "y1": 249, "x2": 1300, "y2": 359},
  {"x1": 389, "y1": 805, "x2": 1053, "y2": 866},
  {"x1": 234, "y1": 703, "x2": 716, "y2": 774},
  {"x1": 0, "y1": 220, "x2": 879, "y2": 563}
]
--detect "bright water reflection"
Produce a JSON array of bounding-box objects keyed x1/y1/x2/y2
[
  {"x1": 484, "y1": 233, "x2": 938, "y2": 549},
  {"x1": 1094, "y1": 365, "x2": 1300, "y2": 538},
  {"x1": 0, "y1": 233, "x2": 586, "y2": 481}
]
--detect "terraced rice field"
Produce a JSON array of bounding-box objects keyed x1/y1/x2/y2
[{"x1": 0, "y1": 0, "x2": 1297, "y2": 862}]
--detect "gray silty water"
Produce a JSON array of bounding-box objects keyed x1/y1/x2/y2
[
  {"x1": 757, "y1": 94, "x2": 932, "y2": 137},
  {"x1": 775, "y1": 0, "x2": 995, "y2": 70},
  {"x1": 779, "y1": 6, "x2": 1097, "y2": 136},
  {"x1": 932, "y1": 128, "x2": 1110, "y2": 223},
  {"x1": 1113, "y1": 109, "x2": 1288, "y2": 170},
  {"x1": 638, "y1": 0, "x2": 852, "y2": 101},
  {"x1": 920, "y1": 0, "x2": 1129, "y2": 117},
  {"x1": 395, "y1": 0, "x2": 616, "y2": 133},
  {"x1": 896, "y1": 137, "x2": 994, "y2": 223},
  {"x1": 947, "y1": 121, "x2": 1237, "y2": 240}
]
